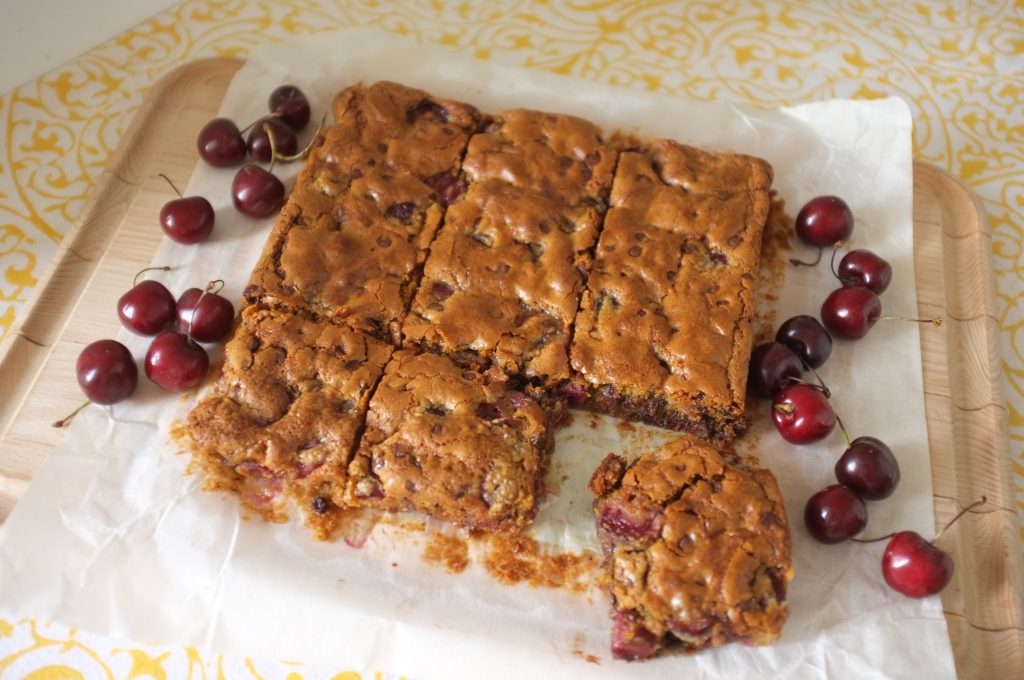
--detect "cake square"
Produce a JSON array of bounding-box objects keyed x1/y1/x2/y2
[
  {"x1": 344, "y1": 349, "x2": 551, "y2": 530},
  {"x1": 569, "y1": 140, "x2": 772, "y2": 442},
  {"x1": 244, "y1": 81, "x2": 485, "y2": 342},
  {"x1": 588, "y1": 437, "x2": 792, "y2": 660},
  {"x1": 401, "y1": 178, "x2": 602, "y2": 384},
  {"x1": 184, "y1": 305, "x2": 392, "y2": 518}
]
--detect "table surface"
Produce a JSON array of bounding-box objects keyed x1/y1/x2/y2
[{"x1": 0, "y1": 1, "x2": 1021, "y2": 677}]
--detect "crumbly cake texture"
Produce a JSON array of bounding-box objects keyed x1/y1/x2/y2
[
  {"x1": 345, "y1": 349, "x2": 551, "y2": 531},
  {"x1": 588, "y1": 437, "x2": 792, "y2": 660},
  {"x1": 244, "y1": 81, "x2": 485, "y2": 343},
  {"x1": 402, "y1": 110, "x2": 616, "y2": 385},
  {"x1": 569, "y1": 140, "x2": 773, "y2": 442},
  {"x1": 185, "y1": 305, "x2": 392, "y2": 520}
]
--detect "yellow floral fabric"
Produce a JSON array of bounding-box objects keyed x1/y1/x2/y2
[{"x1": 0, "y1": 0, "x2": 1021, "y2": 676}]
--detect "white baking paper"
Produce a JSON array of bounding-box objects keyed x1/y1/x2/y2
[{"x1": 0, "y1": 29, "x2": 956, "y2": 679}]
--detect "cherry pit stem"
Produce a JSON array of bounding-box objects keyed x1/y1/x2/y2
[
  {"x1": 52, "y1": 400, "x2": 91, "y2": 428},
  {"x1": 158, "y1": 173, "x2": 184, "y2": 199},
  {"x1": 132, "y1": 265, "x2": 172, "y2": 287},
  {"x1": 880, "y1": 315, "x2": 943, "y2": 327},
  {"x1": 273, "y1": 113, "x2": 326, "y2": 164},
  {"x1": 791, "y1": 241, "x2": 846, "y2": 268},
  {"x1": 850, "y1": 496, "x2": 987, "y2": 545},
  {"x1": 186, "y1": 279, "x2": 225, "y2": 344}
]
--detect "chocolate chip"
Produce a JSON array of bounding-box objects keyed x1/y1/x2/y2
[
  {"x1": 292, "y1": 214, "x2": 307, "y2": 226},
  {"x1": 311, "y1": 495, "x2": 331, "y2": 514},
  {"x1": 628, "y1": 245, "x2": 642, "y2": 257},
  {"x1": 377, "y1": 236, "x2": 392, "y2": 248},
  {"x1": 475, "y1": 402, "x2": 503, "y2": 421},
  {"x1": 425, "y1": 404, "x2": 449, "y2": 417},
  {"x1": 248, "y1": 336, "x2": 263, "y2": 352},
  {"x1": 432, "y1": 281, "x2": 455, "y2": 300},
  {"x1": 299, "y1": 439, "x2": 321, "y2": 451},
  {"x1": 584, "y1": 151, "x2": 602, "y2": 167},
  {"x1": 407, "y1": 99, "x2": 450, "y2": 123},
  {"x1": 709, "y1": 251, "x2": 728, "y2": 266},
  {"x1": 385, "y1": 202, "x2": 416, "y2": 224},
  {"x1": 274, "y1": 347, "x2": 287, "y2": 364},
  {"x1": 728, "y1": 234, "x2": 744, "y2": 247},
  {"x1": 527, "y1": 242, "x2": 544, "y2": 261}
]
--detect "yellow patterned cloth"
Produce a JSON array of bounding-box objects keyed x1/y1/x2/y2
[{"x1": 0, "y1": 0, "x2": 1021, "y2": 676}]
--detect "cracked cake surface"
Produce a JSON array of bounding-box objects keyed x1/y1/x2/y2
[
  {"x1": 184, "y1": 305, "x2": 392, "y2": 519},
  {"x1": 403, "y1": 109, "x2": 616, "y2": 385},
  {"x1": 569, "y1": 139, "x2": 772, "y2": 442},
  {"x1": 244, "y1": 81, "x2": 485, "y2": 342},
  {"x1": 345, "y1": 349, "x2": 552, "y2": 530},
  {"x1": 588, "y1": 436, "x2": 792, "y2": 660}
]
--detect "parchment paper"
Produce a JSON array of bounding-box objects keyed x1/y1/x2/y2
[{"x1": 0, "y1": 29, "x2": 956, "y2": 679}]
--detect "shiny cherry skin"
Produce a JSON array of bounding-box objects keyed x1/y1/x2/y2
[
  {"x1": 176, "y1": 288, "x2": 235, "y2": 342},
  {"x1": 232, "y1": 165, "x2": 285, "y2": 218},
  {"x1": 197, "y1": 117, "x2": 247, "y2": 167},
  {"x1": 246, "y1": 117, "x2": 297, "y2": 163},
  {"x1": 821, "y1": 286, "x2": 882, "y2": 340},
  {"x1": 748, "y1": 341, "x2": 804, "y2": 398},
  {"x1": 269, "y1": 84, "x2": 311, "y2": 131},
  {"x1": 160, "y1": 195, "x2": 215, "y2": 244},
  {"x1": 838, "y1": 249, "x2": 892, "y2": 295},
  {"x1": 76, "y1": 339, "x2": 138, "y2": 404},
  {"x1": 145, "y1": 331, "x2": 209, "y2": 392},
  {"x1": 835, "y1": 436, "x2": 901, "y2": 500},
  {"x1": 882, "y1": 531, "x2": 953, "y2": 598},
  {"x1": 776, "y1": 315, "x2": 833, "y2": 369},
  {"x1": 117, "y1": 279, "x2": 177, "y2": 335},
  {"x1": 795, "y1": 195, "x2": 854, "y2": 247},
  {"x1": 772, "y1": 383, "x2": 836, "y2": 444},
  {"x1": 804, "y1": 484, "x2": 868, "y2": 543}
]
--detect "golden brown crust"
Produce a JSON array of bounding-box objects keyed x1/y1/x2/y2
[
  {"x1": 245, "y1": 82, "x2": 485, "y2": 342},
  {"x1": 569, "y1": 140, "x2": 772, "y2": 441},
  {"x1": 185, "y1": 306, "x2": 392, "y2": 511},
  {"x1": 590, "y1": 437, "x2": 792, "y2": 659},
  {"x1": 345, "y1": 350, "x2": 551, "y2": 530},
  {"x1": 403, "y1": 108, "x2": 616, "y2": 385}
]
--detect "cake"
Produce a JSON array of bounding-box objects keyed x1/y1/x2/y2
[
  {"x1": 344, "y1": 349, "x2": 551, "y2": 530},
  {"x1": 589, "y1": 437, "x2": 792, "y2": 660},
  {"x1": 567, "y1": 141, "x2": 772, "y2": 443},
  {"x1": 402, "y1": 109, "x2": 616, "y2": 386}
]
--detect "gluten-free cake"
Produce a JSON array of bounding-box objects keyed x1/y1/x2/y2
[
  {"x1": 402, "y1": 109, "x2": 616, "y2": 386},
  {"x1": 184, "y1": 305, "x2": 392, "y2": 520},
  {"x1": 589, "y1": 437, "x2": 792, "y2": 660},
  {"x1": 244, "y1": 81, "x2": 485, "y2": 343},
  {"x1": 568, "y1": 140, "x2": 772, "y2": 442},
  {"x1": 345, "y1": 349, "x2": 551, "y2": 531}
]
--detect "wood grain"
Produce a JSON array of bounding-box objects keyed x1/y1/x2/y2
[{"x1": 0, "y1": 58, "x2": 1019, "y2": 677}]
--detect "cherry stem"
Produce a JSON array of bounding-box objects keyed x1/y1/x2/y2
[
  {"x1": 880, "y1": 316, "x2": 943, "y2": 327},
  {"x1": 829, "y1": 245, "x2": 841, "y2": 279},
  {"x1": 133, "y1": 265, "x2": 171, "y2": 286},
  {"x1": 933, "y1": 496, "x2": 987, "y2": 544},
  {"x1": 264, "y1": 121, "x2": 278, "y2": 173},
  {"x1": 186, "y1": 279, "x2": 223, "y2": 344},
  {"x1": 835, "y1": 414, "x2": 851, "y2": 447},
  {"x1": 850, "y1": 532, "x2": 897, "y2": 544},
  {"x1": 52, "y1": 400, "x2": 90, "y2": 428},
  {"x1": 780, "y1": 375, "x2": 831, "y2": 399},
  {"x1": 789, "y1": 246, "x2": 823, "y2": 268},
  {"x1": 158, "y1": 173, "x2": 184, "y2": 199},
  {"x1": 275, "y1": 113, "x2": 327, "y2": 164}
]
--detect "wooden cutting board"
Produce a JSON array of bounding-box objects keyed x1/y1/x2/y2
[{"x1": 0, "y1": 57, "x2": 1020, "y2": 679}]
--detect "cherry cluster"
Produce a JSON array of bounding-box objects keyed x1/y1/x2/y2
[
  {"x1": 750, "y1": 195, "x2": 955, "y2": 599},
  {"x1": 60, "y1": 270, "x2": 235, "y2": 427},
  {"x1": 196, "y1": 84, "x2": 315, "y2": 218}
]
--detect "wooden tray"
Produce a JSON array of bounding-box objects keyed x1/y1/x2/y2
[{"x1": 0, "y1": 57, "x2": 1020, "y2": 679}]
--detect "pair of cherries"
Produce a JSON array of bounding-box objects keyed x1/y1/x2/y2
[
  {"x1": 197, "y1": 84, "x2": 316, "y2": 218},
  {"x1": 70, "y1": 271, "x2": 234, "y2": 422}
]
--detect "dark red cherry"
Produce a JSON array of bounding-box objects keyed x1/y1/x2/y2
[
  {"x1": 232, "y1": 165, "x2": 285, "y2": 218},
  {"x1": 772, "y1": 384, "x2": 836, "y2": 445},
  {"x1": 76, "y1": 339, "x2": 138, "y2": 404},
  {"x1": 776, "y1": 315, "x2": 833, "y2": 369},
  {"x1": 247, "y1": 117, "x2": 297, "y2": 163},
  {"x1": 269, "y1": 85, "x2": 311, "y2": 131},
  {"x1": 882, "y1": 531, "x2": 953, "y2": 597},
  {"x1": 748, "y1": 341, "x2": 804, "y2": 397},
  {"x1": 118, "y1": 280, "x2": 176, "y2": 335},
  {"x1": 795, "y1": 195, "x2": 854, "y2": 247},
  {"x1": 837, "y1": 249, "x2": 892, "y2": 295},
  {"x1": 160, "y1": 195, "x2": 215, "y2": 244},
  {"x1": 176, "y1": 286, "x2": 235, "y2": 343},
  {"x1": 835, "y1": 436, "x2": 900, "y2": 500},
  {"x1": 145, "y1": 331, "x2": 209, "y2": 392},
  {"x1": 197, "y1": 117, "x2": 247, "y2": 167},
  {"x1": 821, "y1": 286, "x2": 881, "y2": 340},
  {"x1": 804, "y1": 484, "x2": 868, "y2": 543}
]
